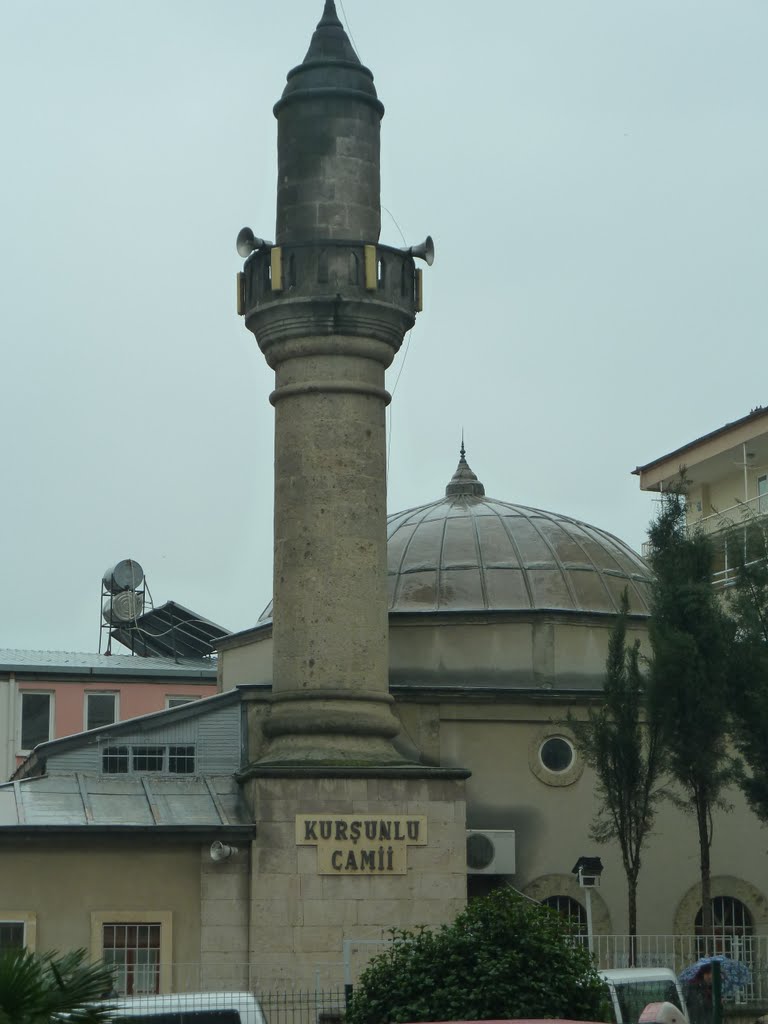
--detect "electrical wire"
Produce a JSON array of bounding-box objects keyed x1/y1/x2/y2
[
  {"x1": 504, "y1": 881, "x2": 544, "y2": 905},
  {"x1": 382, "y1": 205, "x2": 415, "y2": 479},
  {"x1": 338, "y1": 0, "x2": 361, "y2": 61}
]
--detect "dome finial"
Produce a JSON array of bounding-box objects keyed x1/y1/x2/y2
[{"x1": 446, "y1": 440, "x2": 485, "y2": 498}]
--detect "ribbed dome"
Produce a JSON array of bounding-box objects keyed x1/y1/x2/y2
[
  {"x1": 386, "y1": 450, "x2": 651, "y2": 616},
  {"x1": 258, "y1": 450, "x2": 651, "y2": 623}
]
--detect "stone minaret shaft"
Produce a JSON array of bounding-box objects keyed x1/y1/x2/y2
[{"x1": 241, "y1": 2, "x2": 423, "y2": 764}]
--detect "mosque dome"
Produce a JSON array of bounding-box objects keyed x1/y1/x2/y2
[
  {"x1": 258, "y1": 448, "x2": 651, "y2": 624},
  {"x1": 386, "y1": 448, "x2": 651, "y2": 617}
]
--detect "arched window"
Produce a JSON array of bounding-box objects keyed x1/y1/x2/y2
[
  {"x1": 542, "y1": 895, "x2": 587, "y2": 938},
  {"x1": 695, "y1": 896, "x2": 754, "y2": 960}
]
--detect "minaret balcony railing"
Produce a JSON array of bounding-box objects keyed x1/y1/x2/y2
[{"x1": 239, "y1": 240, "x2": 422, "y2": 319}]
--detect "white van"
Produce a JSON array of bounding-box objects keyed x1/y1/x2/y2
[
  {"x1": 600, "y1": 968, "x2": 689, "y2": 1024},
  {"x1": 89, "y1": 991, "x2": 266, "y2": 1023}
]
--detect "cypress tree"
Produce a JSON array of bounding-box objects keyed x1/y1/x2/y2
[
  {"x1": 726, "y1": 516, "x2": 768, "y2": 822},
  {"x1": 570, "y1": 588, "x2": 664, "y2": 958},
  {"x1": 646, "y1": 487, "x2": 734, "y2": 940}
]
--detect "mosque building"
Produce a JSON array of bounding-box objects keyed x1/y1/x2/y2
[{"x1": 1, "y1": 0, "x2": 767, "y2": 997}]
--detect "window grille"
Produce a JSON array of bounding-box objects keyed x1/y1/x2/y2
[
  {"x1": 541, "y1": 895, "x2": 588, "y2": 937},
  {"x1": 695, "y1": 896, "x2": 754, "y2": 960},
  {"x1": 103, "y1": 922, "x2": 161, "y2": 996}
]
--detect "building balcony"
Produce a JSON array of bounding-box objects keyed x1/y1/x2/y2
[{"x1": 641, "y1": 493, "x2": 768, "y2": 588}]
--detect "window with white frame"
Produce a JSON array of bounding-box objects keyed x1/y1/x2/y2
[
  {"x1": 101, "y1": 744, "x2": 196, "y2": 775},
  {"x1": 19, "y1": 692, "x2": 53, "y2": 751},
  {"x1": 166, "y1": 696, "x2": 196, "y2": 709},
  {"x1": 85, "y1": 692, "x2": 118, "y2": 731}
]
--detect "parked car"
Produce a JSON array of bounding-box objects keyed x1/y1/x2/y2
[
  {"x1": 396, "y1": 1019, "x2": 608, "y2": 1024},
  {"x1": 85, "y1": 991, "x2": 266, "y2": 1024},
  {"x1": 600, "y1": 968, "x2": 689, "y2": 1024}
]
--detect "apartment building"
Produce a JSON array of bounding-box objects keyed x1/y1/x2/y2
[{"x1": 633, "y1": 405, "x2": 768, "y2": 584}]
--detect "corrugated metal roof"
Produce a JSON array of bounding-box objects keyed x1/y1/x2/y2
[
  {"x1": 0, "y1": 773, "x2": 252, "y2": 828},
  {"x1": 0, "y1": 649, "x2": 216, "y2": 677}
]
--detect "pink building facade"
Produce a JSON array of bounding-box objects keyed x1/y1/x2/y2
[{"x1": 0, "y1": 650, "x2": 217, "y2": 781}]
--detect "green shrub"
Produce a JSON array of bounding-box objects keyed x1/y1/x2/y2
[{"x1": 346, "y1": 888, "x2": 610, "y2": 1024}]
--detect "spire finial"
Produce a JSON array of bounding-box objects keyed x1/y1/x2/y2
[
  {"x1": 298, "y1": 0, "x2": 359, "y2": 65},
  {"x1": 319, "y1": 0, "x2": 343, "y2": 28},
  {"x1": 445, "y1": 441, "x2": 485, "y2": 498}
]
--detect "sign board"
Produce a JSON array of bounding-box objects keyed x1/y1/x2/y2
[{"x1": 295, "y1": 814, "x2": 428, "y2": 875}]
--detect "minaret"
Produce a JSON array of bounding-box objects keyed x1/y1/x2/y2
[
  {"x1": 238, "y1": 1, "x2": 426, "y2": 764},
  {"x1": 232, "y1": 9, "x2": 468, "y2": 982}
]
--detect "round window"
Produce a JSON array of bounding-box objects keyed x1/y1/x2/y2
[{"x1": 539, "y1": 736, "x2": 574, "y2": 773}]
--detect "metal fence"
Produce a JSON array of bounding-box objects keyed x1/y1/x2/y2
[
  {"x1": 101, "y1": 982, "x2": 347, "y2": 1024},
  {"x1": 119, "y1": 935, "x2": 768, "y2": 1022},
  {"x1": 260, "y1": 988, "x2": 346, "y2": 1024},
  {"x1": 590, "y1": 934, "x2": 767, "y2": 1004}
]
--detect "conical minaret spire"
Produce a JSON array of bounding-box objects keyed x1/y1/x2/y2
[{"x1": 302, "y1": 1, "x2": 358, "y2": 63}]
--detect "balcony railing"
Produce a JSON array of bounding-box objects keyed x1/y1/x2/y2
[
  {"x1": 640, "y1": 493, "x2": 768, "y2": 587},
  {"x1": 694, "y1": 493, "x2": 768, "y2": 539}
]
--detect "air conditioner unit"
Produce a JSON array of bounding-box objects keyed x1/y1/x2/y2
[{"x1": 466, "y1": 829, "x2": 516, "y2": 875}]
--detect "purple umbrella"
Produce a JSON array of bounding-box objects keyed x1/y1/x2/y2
[{"x1": 678, "y1": 955, "x2": 751, "y2": 998}]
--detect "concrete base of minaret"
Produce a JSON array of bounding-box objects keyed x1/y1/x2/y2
[
  {"x1": 255, "y1": 689, "x2": 412, "y2": 766},
  {"x1": 237, "y1": 767, "x2": 469, "y2": 988}
]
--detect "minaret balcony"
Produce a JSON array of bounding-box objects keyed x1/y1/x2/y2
[{"x1": 239, "y1": 240, "x2": 421, "y2": 356}]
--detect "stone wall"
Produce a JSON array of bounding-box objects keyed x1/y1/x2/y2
[
  {"x1": 200, "y1": 844, "x2": 250, "y2": 989},
  {"x1": 242, "y1": 772, "x2": 467, "y2": 988}
]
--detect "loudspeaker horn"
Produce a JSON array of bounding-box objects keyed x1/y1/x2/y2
[
  {"x1": 236, "y1": 227, "x2": 273, "y2": 258},
  {"x1": 210, "y1": 840, "x2": 238, "y2": 862},
  {"x1": 403, "y1": 235, "x2": 435, "y2": 266}
]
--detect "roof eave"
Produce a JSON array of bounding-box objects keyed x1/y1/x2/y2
[
  {"x1": 0, "y1": 824, "x2": 257, "y2": 840},
  {"x1": 632, "y1": 405, "x2": 768, "y2": 485}
]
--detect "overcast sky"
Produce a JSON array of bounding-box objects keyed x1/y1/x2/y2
[{"x1": 2, "y1": 0, "x2": 766, "y2": 652}]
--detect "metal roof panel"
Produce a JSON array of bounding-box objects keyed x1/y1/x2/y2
[{"x1": 0, "y1": 774, "x2": 251, "y2": 829}]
